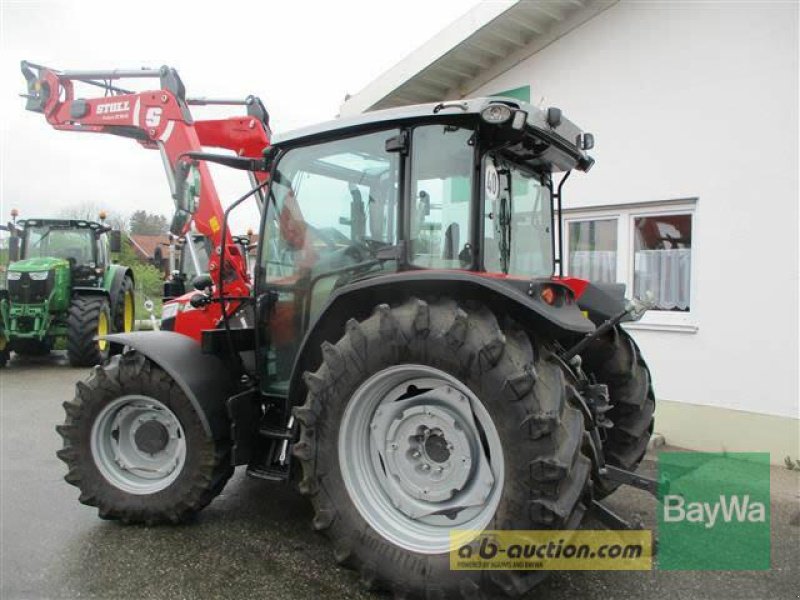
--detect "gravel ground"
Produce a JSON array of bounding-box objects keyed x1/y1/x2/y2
[{"x1": 1, "y1": 353, "x2": 798, "y2": 599}]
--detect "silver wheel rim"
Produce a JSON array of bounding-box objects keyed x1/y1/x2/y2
[
  {"x1": 91, "y1": 395, "x2": 186, "y2": 495},
  {"x1": 338, "y1": 364, "x2": 504, "y2": 554}
]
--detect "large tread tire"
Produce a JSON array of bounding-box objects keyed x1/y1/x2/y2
[
  {"x1": 111, "y1": 275, "x2": 135, "y2": 355},
  {"x1": 293, "y1": 297, "x2": 591, "y2": 598},
  {"x1": 66, "y1": 295, "x2": 111, "y2": 367},
  {"x1": 56, "y1": 351, "x2": 234, "y2": 524},
  {"x1": 581, "y1": 326, "x2": 655, "y2": 496}
]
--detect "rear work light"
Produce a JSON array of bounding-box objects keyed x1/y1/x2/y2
[{"x1": 481, "y1": 104, "x2": 512, "y2": 124}]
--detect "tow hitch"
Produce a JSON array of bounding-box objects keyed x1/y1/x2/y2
[
  {"x1": 590, "y1": 467, "x2": 669, "y2": 530},
  {"x1": 559, "y1": 293, "x2": 665, "y2": 530}
]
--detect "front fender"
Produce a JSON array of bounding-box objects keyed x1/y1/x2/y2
[
  {"x1": 104, "y1": 265, "x2": 134, "y2": 315},
  {"x1": 103, "y1": 331, "x2": 234, "y2": 440}
]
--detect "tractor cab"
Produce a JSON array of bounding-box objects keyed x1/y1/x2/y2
[
  {"x1": 12, "y1": 218, "x2": 119, "y2": 286},
  {"x1": 245, "y1": 97, "x2": 600, "y2": 390}
]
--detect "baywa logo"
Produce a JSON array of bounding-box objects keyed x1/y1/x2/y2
[
  {"x1": 658, "y1": 452, "x2": 770, "y2": 570},
  {"x1": 663, "y1": 493, "x2": 766, "y2": 529}
]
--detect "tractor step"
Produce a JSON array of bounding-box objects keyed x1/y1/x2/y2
[
  {"x1": 258, "y1": 425, "x2": 293, "y2": 441},
  {"x1": 246, "y1": 464, "x2": 291, "y2": 482}
]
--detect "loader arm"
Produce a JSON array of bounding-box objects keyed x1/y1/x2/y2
[{"x1": 20, "y1": 61, "x2": 271, "y2": 298}]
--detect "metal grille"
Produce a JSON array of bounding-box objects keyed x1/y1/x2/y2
[{"x1": 7, "y1": 271, "x2": 53, "y2": 304}]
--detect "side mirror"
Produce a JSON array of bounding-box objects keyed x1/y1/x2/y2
[
  {"x1": 109, "y1": 230, "x2": 122, "y2": 253},
  {"x1": 192, "y1": 274, "x2": 213, "y2": 291},
  {"x1": 9, "y1": 236, "x2": 20, "y2": 262},
  {"x1": 169, "y1": 210, "x2": 192, "y2": 237},
  {"x1": 153, "y1": 245, "x2": 164, "y2": 268}
]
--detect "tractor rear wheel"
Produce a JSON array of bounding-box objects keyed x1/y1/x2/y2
[
  {"x1": 56, "y1": 351, "x2": 233, "y2": 524},
  {"x1": 67, "y1": 295, "x2": 112, "y2": 367},
  {"x1": 581, "y1": 326, "x2": 655, "y2": 496},
  {"x1": 293, "y1": 298, "x2": 591, "y2": 598}
]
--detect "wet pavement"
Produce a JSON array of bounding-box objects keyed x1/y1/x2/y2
[{"x1": 1, "y1": 354, "x2": 798, "y2": 599}]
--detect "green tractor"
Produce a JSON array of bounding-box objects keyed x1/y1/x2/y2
[{"x1": 0, "y1": 216, "x2": 135, "y2": 367}]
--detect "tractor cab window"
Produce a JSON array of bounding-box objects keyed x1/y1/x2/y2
[
  {"x1": 482, "y1": 156, "x2": 553, "y2": 278},
  {"x1": 259, "y1": 130, "x2": 400, "y2": 390},
  {"x1": 23, "y1": 226, "x2": 96, "y2": 266},
  {"x1": 410, "y1": 125, "x2": 474, "y2": 269},
  {"x1": 263, "y1": 130, "x2": 400, "y2": 282}
]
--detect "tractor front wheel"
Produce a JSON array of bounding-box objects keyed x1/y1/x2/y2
[
  {"x1": 66, "y1": 295, "x2": 112, "y2": 367},
  {"x1": 293, "y1": 298, "x2": 591, "y2": 597},
  {"x1": 56, "y1": 351, "x2": 233, "y2": 523}
]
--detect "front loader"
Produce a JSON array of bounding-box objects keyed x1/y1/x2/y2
[
  {"x1": 56, "y1": 97, "x2": 657, "y2": 597},
  {"x1": 0, "y1": 214, "x2": 134, "y2": 367},
  {"x1": 20, "y1": 61, "x2": 270, "y2": 340}
]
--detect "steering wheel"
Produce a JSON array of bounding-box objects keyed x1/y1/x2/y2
[{"x1": 343, "y1": 242, "x2": 369, "y2": 263}]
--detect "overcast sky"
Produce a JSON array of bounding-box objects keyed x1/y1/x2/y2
[{"x1": 0, "y1": 0, "x2": 479, "y2": 234}]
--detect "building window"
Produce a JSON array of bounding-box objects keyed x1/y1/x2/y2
[
  {"x1": 567, "y1": 218, "x2": 617, "y2": 283},
  {"x1": 563, "y1": 200, "x2": 697, "y2": 330},
  {"x1": 633, "y1": 214, "x2": 692, "y2": 311}
]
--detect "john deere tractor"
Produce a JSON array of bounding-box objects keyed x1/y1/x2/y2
[{"x1": 0, "y1": 216, "x2": 135, "y2": 367}]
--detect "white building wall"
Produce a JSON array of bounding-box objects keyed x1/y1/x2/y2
[{"x1": 468, "y1": 3, "x2": 798, "y2": 431}]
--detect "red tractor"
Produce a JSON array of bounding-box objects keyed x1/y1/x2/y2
[{"x1": 50, "y1": 95, "x2": 656, "y2": 597}]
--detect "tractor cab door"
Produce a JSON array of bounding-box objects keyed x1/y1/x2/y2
[
  {"x1": 96, "y1": 232, "x2": 109, "y2": 271},
  {"x1": 255, "y1": 129, "x2": 401, "y2": 394}
]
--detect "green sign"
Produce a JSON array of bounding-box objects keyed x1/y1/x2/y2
[
  {"x1": 658, "y1": 452, "x2": 770, "y2": 570},
  {"x1": 491, "y1": 85, "x2": 530, "y2": 103}
]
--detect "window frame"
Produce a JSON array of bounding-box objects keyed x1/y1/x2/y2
[{"x1": 563, "y1": 198, "x2": 698, "y2": 333}]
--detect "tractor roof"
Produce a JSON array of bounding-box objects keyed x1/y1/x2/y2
[
  {"x1": 272, "y1": 96, "x2": 593, "y2": 171},
  {"x1": 19, "y1": 218, "x2": 109, "y2": 231}
]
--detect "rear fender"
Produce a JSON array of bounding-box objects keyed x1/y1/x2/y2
[
  {"x1": 576, "y1": 282, "x2": 629, "y2": 325},
  {"x1": 102, "y1": 331, "x2": 234, "y2": 441},
  {"x1": 286, "y1": 270, "x2": 595, "y2": 406}
]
